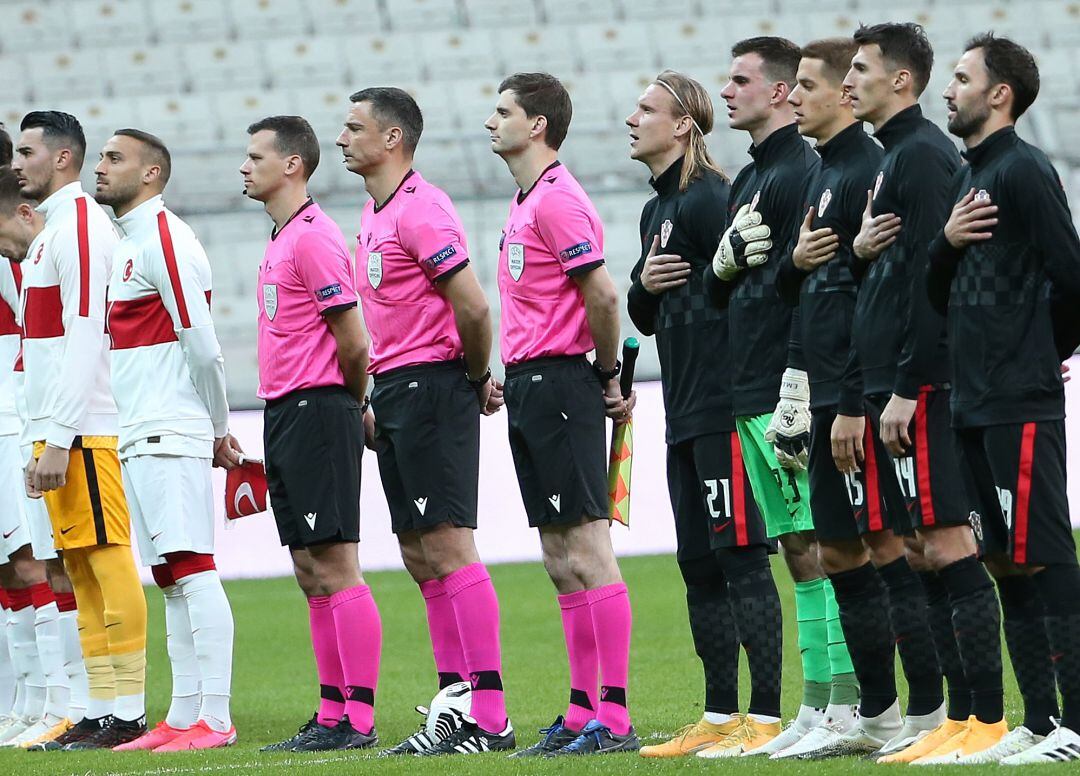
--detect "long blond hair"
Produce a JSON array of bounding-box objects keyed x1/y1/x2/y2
[{"x1": 652, "y1": 70, "x2": 727, "y2": 191}]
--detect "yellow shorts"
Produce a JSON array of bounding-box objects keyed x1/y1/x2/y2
[{"x1": 34, "y1": 437, "x2": 130, "y2": 550}]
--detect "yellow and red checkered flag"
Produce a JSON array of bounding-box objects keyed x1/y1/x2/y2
[{"x1": 608, "y1": 338, "x2": 639, "y2": 527}]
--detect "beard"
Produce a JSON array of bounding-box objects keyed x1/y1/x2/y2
[
  {"x1": 94, "y1": 179, "x2": 139, "y2": 209},
  {"x1": 947, "y1": 99, "x2": 992, "y2": 140}
]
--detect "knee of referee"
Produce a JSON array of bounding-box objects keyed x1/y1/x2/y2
[{"x1": 678, "y1": 554, "x2": 727, "y2": 593}]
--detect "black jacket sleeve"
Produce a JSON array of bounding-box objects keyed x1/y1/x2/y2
[
  {"x1": 787, "y1": 305, "x2": 806, "y2": 371},
  {"x1": 776, "y1": 255, "x2": 808, "y2": 307},
  {"x1": 894, "y1": 146, "x2": 956, "y2": 398}
]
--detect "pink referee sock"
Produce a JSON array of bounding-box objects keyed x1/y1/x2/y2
[
  {"x1": 558, "y1": 589, "x2": 599, "y2": 731},
  {"x1": 588, "y1": 582, "x2": 632, "y2": 735},
  {"x1": 443, "y1": 563, "x2": 506, "y2": 733},
  {"x1": 330, "y1": 585, "x2": 381, "y2": 735},
  {"x1": 307, "y1": 595, "x2": 344, "y2": 727},
  {"x1": 419, "y1": 578, "x2": 467, "y2": 687}
]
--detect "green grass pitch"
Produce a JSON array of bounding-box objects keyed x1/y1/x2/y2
[{"x1": 0, "y1": 552, "x2": 1045, "y2": 774}]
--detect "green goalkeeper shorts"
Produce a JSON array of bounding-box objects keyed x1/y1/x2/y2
[{"x1": 736, "y1": 413, "x2": 814, "y2": 538}]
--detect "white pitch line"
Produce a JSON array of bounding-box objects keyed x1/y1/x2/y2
[{"x1": 83, "y1": 753, "x2": 364, "y2": 776}]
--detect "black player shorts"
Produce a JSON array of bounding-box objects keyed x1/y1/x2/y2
[
  {"x1": 503, "y1": 356, "x2": 608, "y2": 528},
  {"x1": 371, "y1": 360, "x2": 480, "y2": 535},
  {"x1": 264, "y1": 386, "x2": 363, "y2": 549},
  {"x1": 866, "y1": 387, "x2": 970, "y2": 532},
  {"x1": 809, "y1": 406, "x2": 907, "y2": 542},
  {"x1": 957, "y1": 420, "x2": 1075, "y2": 567},
  {"x1": 667, "y1": 431, "x2": 768, "y2": 561}
]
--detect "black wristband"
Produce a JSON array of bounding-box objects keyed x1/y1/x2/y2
[
  {"x1": 359, "y1": 396, "x2": 370, "y2": 414},
  {"x1": 591, "y1": 359, "x2": 621, "y2": 382},
  {"x1": 466, "y1": 368, "x2": 491, "y2": 388}
]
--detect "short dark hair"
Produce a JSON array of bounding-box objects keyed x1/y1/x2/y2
[
  {"x1": 0, "y1": 166, "x2": 23, "y2": 217},
  {"x1": 853, "y1": 22, "x2": 934, "y2": 96},
  {"x1": 732, "y1": 36, "x2": 802, "y2": 88},
  {"x1": 349, "y1": 87, "x2": 424, "y2": 154},
  {"x1": 113, "y1": 128, "x2": 172, "y2": 185},
  {"x1": 246, "y1": 115, "x2": 320, "y2": 180},
  {"x1": 964, "y1": 32, "x2": 1040, "y2": 119},
  {"x1": 0, "y1": 124, "x2": 11, "y2": 167},
  {"x1": 497, "y1": 72, "x2": 572, "y2": 151},
  {"x1": 20, "y1": 110, "x2": 87, "y2": 169},
  {"x1": 801, "y1": 38, "x2": 860, "y2": 85}
]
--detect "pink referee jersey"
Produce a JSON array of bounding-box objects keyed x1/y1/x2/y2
[
  {"x1": 354, "y1": 170, "x2": 471, "y2": 374},
  {"x1": 497, "y1": 162, "x2": 604, "y2": 365},
  {"x1": 257, "y1": 199, "x2": 358, "y2": 401}
]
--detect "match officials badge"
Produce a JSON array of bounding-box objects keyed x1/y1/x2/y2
[
  {"x1": 818, "y1": 188, "x2": 833, "y2": 217},
  {"x1": 367, "y1": 251, "x2": 383, "y2": 289},
  {"x1": 508, "y1": 243, "x2": 524, "y2": 281},
  {"x1": 660, "y1": 219, "x2": 673, "y2": 248},
  {"x1": 263, "y1": 283, "x2": 278, "y2": 321},
  {"x1": 873, "y1": 171, "x2": 884, "y2": 200}
]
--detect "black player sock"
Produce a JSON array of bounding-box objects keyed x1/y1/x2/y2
[
  {"x1": 938, "y1": 556, "x2": 1003, "y2": 724},
  {"x1": 1032, "y1": 564, "x2": 1080, "y2": 734},
  {"x1": 878, "y1": 557, "x2": 943, "y2": 716},
  {"x1": 828, "y1": 562, "x2": 896, "y2": 718},
  {"x1": 718, "y1": 547, "x2": 782, "y2": 719},
  {"x1": 680, "y1": 557, "x2": 740, "y2": 715},
  {"x1": 997, "y1": 575, "x2": 1058, "y2": 735},
  {"x1": 921, "y1": 571, "x2": 971, "y2": 721}
]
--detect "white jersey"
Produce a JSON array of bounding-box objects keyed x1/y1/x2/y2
[
  {"x1": 20, "y1": 182, "x2": 119, "y2": 448},
  {"x1": 106, "y1": 195, "x2": 228, "y2": 459},
  {"x1": 0, "y1": 259, "x2": 21, "y2": 436}
]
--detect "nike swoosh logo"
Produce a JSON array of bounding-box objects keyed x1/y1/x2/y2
[
  {"x1": 150, "y1": 532, "x2": 163, "y2": 541},
  {"x1": 2, "y1": 528, "x2": 16, "y2": 539},
  {"x1": 712, "y1": 521, "x2": 732, "y2": 534},
  {"x1": 60, "y1": 526, "x2": 75, "y2": 535},
  {"x1": 105, "y1": 622, "x2": 120, "y2": 628},
  {"x1": 233, "y1": 482, "x2": 257, "y2": 515}
]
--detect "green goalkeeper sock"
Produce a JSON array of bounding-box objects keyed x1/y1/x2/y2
[
  {"x1": 795, "y1": 578, "x2": 831, "y2": 709},
  {"x1": 824, "y1": 578, "x2": 860, "y2": 706}
]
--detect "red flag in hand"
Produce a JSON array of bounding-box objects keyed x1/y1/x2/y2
[{"x1": 225, "y1": 458, "x2": 268, "y2": 519}]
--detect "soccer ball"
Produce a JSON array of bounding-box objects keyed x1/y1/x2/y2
[{"x1": 421, "y1": 681, "x2": 471, "y2": 741}]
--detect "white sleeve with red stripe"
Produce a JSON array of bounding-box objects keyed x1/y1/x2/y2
[
  {"x1": 45, "y1": 198, "x2": 112, "y2": 448},
  {"x1": 148, "y1": 211, "x2": 229, "y2": 438}
]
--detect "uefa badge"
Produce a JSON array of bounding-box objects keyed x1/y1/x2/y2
[
  {"x1": 508, "y1": 243, "x2": 524, "y2": 281},
  {"x1": 367, "y1": 251, "x2": 383, "y2": 289},
  {"x1": 818, "y1": 188, "x2": 833, "y2": 217},
  {"x1": 873, "y1": 171, "x2": 884, "y2": 200},
  {"x1": 660, "y1": 219, "x2": 673, "y2": 248},
  {"x1": 263, "y1": 283, "x2": 278, "y2": 321}
]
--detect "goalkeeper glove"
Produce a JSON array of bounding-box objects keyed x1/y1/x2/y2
[
  {"x1": 765, "y1": 368, "x2": 811, "y2": 471},
  {"x1": 712, "y1": 203, "x2": 772, "y2": 280}
]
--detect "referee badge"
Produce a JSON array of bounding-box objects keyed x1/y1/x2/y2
[
  {"x1": 660, "y1": 219, "x2": 673, "y2": 248},
  {"x1": 367, "y1": 251, "x2": 383, "y2": 289},
  {"x1": 818, "y1": 188, "x2": 833, "y2": 217},
  {"x1": 508, "y1": 243, "x2": 524, "y2": 281},
  {"x1": 263, "y1": 283, "x2": 278, "y2": 320}
]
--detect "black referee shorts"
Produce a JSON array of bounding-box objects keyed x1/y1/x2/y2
[
  {"x1": 264, "y1": 386, "x2": 363, "y2": 549},
  {"x1": 371, "y1": 360, "x2": 480, "y2": 535},
  {"x1": 957, "y1": 420, "x2": 1075, "y2": 567},
  {"x1": 809, "y1": 406, "x2": 907, "y2": 542},
  {"x1": 667, "y1": 431, "x2": 769, "y2": 561},
  {"x1": 504, "y1": 356, "x2": 608, "y2": 528},
  {"x1": 866, "y1": 387, "x2": 970, "y2": 533}
]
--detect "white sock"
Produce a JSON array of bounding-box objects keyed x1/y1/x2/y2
[
  {"x1": 178, "y1": 570, "x2": 234, "y2": 731},
  {"x1": 113, "y1": 692, "x2": 145, "y2": 723},
  {"x1": 85, "y1": 696, "x2": 113, "y2": 720},
  {"x1": 704, "y1": 711, "x2": 734, "y2": 724},
  {"x1": 748, "y1": 713, "x2": 780, "y2": 724},
  {"x1": 795, "y1": 703, "x2": 825, "y2": 726},
  {"x1": 59, "y1": 610, "x2": 87, "y2": 723},
  {"x1": 162, "y1": 584, "x2": 200, "y2": 729},
  {"x1": 0, "y1": 608, "x2": 14, "y2": 714},
  {"x1": 822, "y1": 702, "x2": 858, "y2": 729},
  {"x1": 11, "y1": 606, "x2": 45, "y2": 719},
  {"x1": 34, "y1": 601, "x2": 70, "y2": 720}
]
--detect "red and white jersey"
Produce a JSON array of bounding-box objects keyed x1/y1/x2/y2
[
  {"x1": 0, "y1": 259, "x2": 21, "y2": 436},
  {"x1": 20, "y1": 182, "x2": 119, "y2": 448},
  {"x1": 107, "y1": 195, "x2": 228, "y2": 459}
]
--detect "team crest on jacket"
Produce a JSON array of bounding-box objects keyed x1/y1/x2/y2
[
  {"x1": 263, "y1": 283, "x2": 278, "y2": 320},
  {"x1": 660, "y1": 219, "x2": 673, "y2": 248},
  {"x1": 367, "y1": 251, "x2": 383, "y2": 289},
  {"x1": 974, "y1": 189, "x2": 991, "y2": 203},
  {"x1": 873, "y1": 171, "x2": 884, "y2": 200},
  {"x1": 818, "y1": 189, "x2": 833, "y2": 217},
  {"x1": 34, "y1": 244, "x2": 44, "y2": 265},
  {"x1": 122, "y1": 259, "x2": 134, "y2": 282},
  {"x1": 507, "y1": 243, "x2": 524, "y2": 281}
]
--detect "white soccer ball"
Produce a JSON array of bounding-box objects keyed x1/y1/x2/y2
[{"x1": 424, "y1": 681, "x2": 471, "y2": 740}]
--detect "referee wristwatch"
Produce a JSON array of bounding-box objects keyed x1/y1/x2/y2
[
  {"x1": 466, "y1": 367, "x2": 491, "y2": 389},
  {"x1": 591, "y1": 359, "x2": 621, "y2": 383}
]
